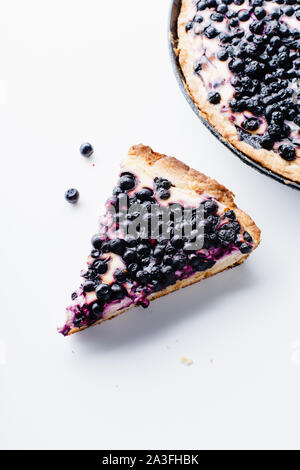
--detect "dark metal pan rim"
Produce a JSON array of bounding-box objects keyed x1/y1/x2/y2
[{"x1": 168, "y1": 0, "x2": 300, "y2": 191}]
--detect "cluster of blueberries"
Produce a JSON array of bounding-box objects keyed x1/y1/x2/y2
[
  {"x1": 187, "y1": 0, "x2": 300, "y2": 161},
  {"x1": 73, "y1": 171, "x2": 253, "y2": 325}
]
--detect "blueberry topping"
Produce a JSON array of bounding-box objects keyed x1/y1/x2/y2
[
  {"x1": 65, "y1": 188, "x2": 79, "y2": 204},
  {"x1": 80, "y1": 142, "x2": 94, "y2": 158}
]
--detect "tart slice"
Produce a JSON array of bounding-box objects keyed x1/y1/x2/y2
[
  {"x1": 59, "y1": 144, "x2": 260, "y2": 336},
  {"x1": 177, "y1": 0, "x2": 300, "y2": 182}
]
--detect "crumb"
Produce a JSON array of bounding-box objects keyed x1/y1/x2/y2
[
  {"x1": 166, "y1": 345, "x2": 170, "y2": 350},
  {"x1": 72, "y1": 350, "x2": 75, "y2": 354},
  {"x1": 181, "y1": 357, "x2": 194, "y2": 366},
  {"x1": 210, "y1": 359, "x2": 214, "y2": 364}
]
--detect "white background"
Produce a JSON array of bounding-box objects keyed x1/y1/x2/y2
[{"x1": 1, "y1": 0, "x2": 300, "y2": 450}]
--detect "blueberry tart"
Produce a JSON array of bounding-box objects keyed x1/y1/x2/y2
[
  {"x1": 178, "y1": 0, "x2": 300, "y2": 182},
  {"x1": 59, "y1": 145, "x2": 260, "y2": 336}
]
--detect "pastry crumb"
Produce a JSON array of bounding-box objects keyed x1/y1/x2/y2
[{"x1": 181, "y1": 357, "x2": 194, "y2": 366}]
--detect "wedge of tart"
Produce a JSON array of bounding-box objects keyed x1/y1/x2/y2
[
  {"x1": 177, "y1": 0, "x2": 300, "y2": 182},
  {"x1": 59, "y1": 144, "x2": 260, "y2": 336}
]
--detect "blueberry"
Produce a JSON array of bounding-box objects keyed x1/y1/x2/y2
[
  {"x1": 95, "y1": 283, "x2": 111, "y2": 301},
  {"x1": 278, "y1": 145, "x2": 296, "y2": 161},
  {"x1": 195, "y1": 258, "x2": 216, "y2": 272},
  {"x1": 158, "y1": 189, "x2": 170, "y2": 200},
  {"x1": 208, "y1": 91, "x2": 221, "y2": 104},
  {"x1": 91, "y1": 302, "x2": 104, "y2": 318},
  {"x1": 217, "y1": 228, "x2": 236, "y2": 246},
  {"x1": 260, "y1": 135, "x2": 274, "y2": 150},
  {"x1": 211, "y1": 12, "x2": 224, "y2": 22},
  {"x1": 119, "y1": 175, "x2": 136, "y2": 191},
  {"x1": 111, "y1": 283, "x2": 126, "y2": 300},
  {"x1": 229, "y1": 18, "x2": 239, "y2": 27},
  {"x1": 125, "y1": 234, "x2": 138, "y2": 247},
  {"x1": 185, "y1": 22, "x2": 194, "y2": 32},
  {"x1": 153, "y1": 246, "x2": 165, "y2": 260},
  {"x1": 217, "y1": 49, "x2": 229, "y2": 61},
  {"x1": 136, "y1": 188, "x2": 154, "y2": 201},
  {"x1": 206, "y1": 0, "x2": 217, "y2": 7},
  {"x1": 204, "y1": 26, "x2": 219, "y2": 39},
  {"x1": 160, "y1": 265, "x2": 175, "y2": 285},
  {"x1": 197, "y1": 1, "x2": 206, "y2": 10},
  {"x1": 172, "y1": 255, "x2": 186, "y2": 270},
  {"x1": 82, "y1": 281, "x2": 95, "y2": 293},
  {"x1": 80, "y1": 142, "x2": 94, "y2": 158},
  {"x1": 128, "y1": 263, "x2": 139, "y2": 277},
  {"x1": 137, "y1": 243, "x2": 150, "y2": 257},
  {"x1": 204, "y1": 201, "x2": 218, "y2": 217},
  {"x1": 90, "y1": 249, "x2": 100, "y2": 259},
  {"x1": 65, "y1": 188, "x2": 79, "y2": 204},
  {"x1": 123, "y1": 249, "x2": 138, "y2": 264},
  {"x1": 114, "y1": 268, "x2": 127, "y2": 283},
  {"x1": 243, "y1": 231, "x2": 253, "y2": 243},
  {"x1": 91, "y1": 234, "x2": 103, "y2": 250},
  {"x1": 136, "y1": 270, "x2": 149, "y2": 285},
  {"x1": 285, "y1": 7, "x2": 295, "y2": 17},
  {"x1": 239, "y1": 243, "x2": 253, "y2": 254},
  {"x1": 170, "y1": 235, "x2": 184, "y2": 249},
  {"x1": 241, "y1": 117, "x2": 260, "y2": 132},
  {"x1": 110, "y1": 238, "x2": 126, "y2": 255},
  {"x1": 229, "y1": 58, "x2": 244, "y2": 73},
  {"x1": 224, "y1": 210, "x2": 236, "y2": 220},
  {"x1": 254, "y1": 7, "x2": 266, "y2": 19},
  {"x1": 217, "y1": 4, "x2": 228, "y2": 13},
  {"x1": 93, "y1": 260, "x2": 108, "y2": 275}
]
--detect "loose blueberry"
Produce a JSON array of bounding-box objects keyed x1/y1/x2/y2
[
  {"x1": 114, "y1": 268, "x2": 128, "y2": 283},
  {"x1": 80, "y1": 142, "x2": 94, "y2": 158},
  {"x1": 65, "y1": 188, "x2": 79, "y2": 204}
]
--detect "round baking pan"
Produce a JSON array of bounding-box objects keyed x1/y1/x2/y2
[{"x1": 168, "y1": 0, "x2": 300, "y2": 191}]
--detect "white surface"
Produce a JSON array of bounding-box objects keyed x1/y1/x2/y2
[{"x1": 1, "y1": 0, "x2": 300, "y2": 451}]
